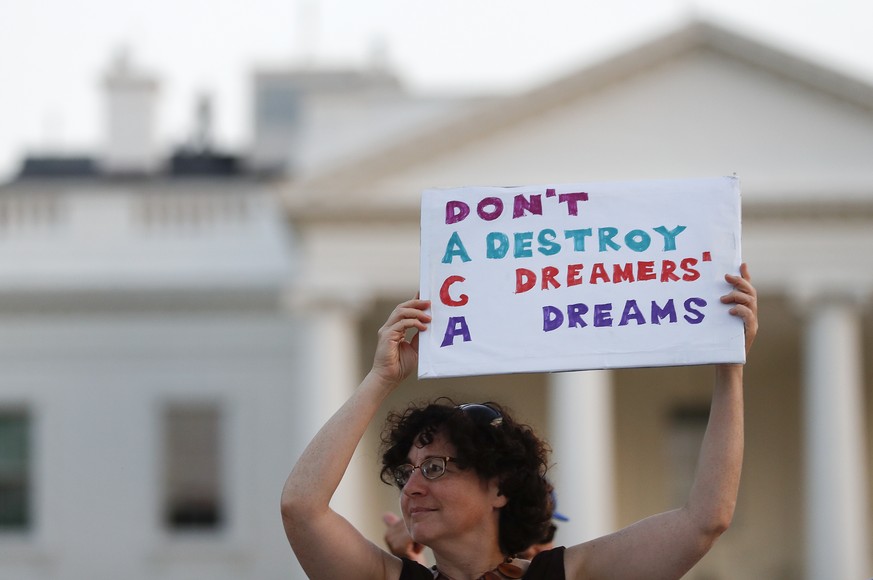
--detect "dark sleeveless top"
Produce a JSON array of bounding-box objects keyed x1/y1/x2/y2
[{"x1": 399, "y1": 546, "x2": 566, "y2": 580}]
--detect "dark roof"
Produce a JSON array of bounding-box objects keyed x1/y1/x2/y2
[
  {"x1": 169, "y1": 150, "x2": 242, "y2": 177},
  {"x1": 18, "y1": 156, "x2": 99, "y2": 178},
  {"x1": 12, "y1": 150, "x2": 249, "y2": 182}
]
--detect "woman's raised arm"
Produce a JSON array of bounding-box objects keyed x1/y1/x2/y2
[
  {"x1": 564, "y1": 264, "x2": 758, "y2": 580},
  {"x1": 280, "y1": 298, "x2": 431, "y2": 580}
]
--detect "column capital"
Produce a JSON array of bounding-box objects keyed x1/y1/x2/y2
[
  {"x1": 786, "y1": 285, "x2": 871, "y2": 317},
  {"x1": 281, "y1": 285, "x2": 374, "y2": 317}
]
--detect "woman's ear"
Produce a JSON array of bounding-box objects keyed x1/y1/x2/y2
[{"x1": 490, "y1": 480, "x2": 509, "y2": 509}]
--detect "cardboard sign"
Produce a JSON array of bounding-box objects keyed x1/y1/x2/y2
[{"x1": 418, "y1": 176, "x2": 744, "y2": 378}]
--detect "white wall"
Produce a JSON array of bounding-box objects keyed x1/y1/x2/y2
[{"x1": 0, "y1": 314, "x2": 308, "y2": 580}]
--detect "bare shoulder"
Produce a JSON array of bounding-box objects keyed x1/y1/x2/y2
[
  {"x1": 561, "y1": 525, "x2": 653, "y2": 580},
  {"x1": 562, "y1": 540, "x2": 596, "y2": 579}
]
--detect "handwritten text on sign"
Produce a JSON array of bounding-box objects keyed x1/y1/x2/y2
[{"x1": 418, "y1": 177, "x2": 744, "y2": 378}]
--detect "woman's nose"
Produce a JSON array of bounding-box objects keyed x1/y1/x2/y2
[{"x1": 402, "y1": 468, "x2": 428, "y2": 495}]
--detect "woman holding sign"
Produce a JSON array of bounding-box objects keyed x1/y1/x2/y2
[{"x1": 281, "y1": 264, "x2": 757, "y2": 579}]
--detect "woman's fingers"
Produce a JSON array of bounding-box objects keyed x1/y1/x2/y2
[
  {"x1": 380, "y1": 299, "x2": 431, "y2": 337},
  {"x1": 721, "y1": 263, "x2": 758, "y2": 353},
  {"x1": 371, "y1": 298, "x2": 431, "y2": 383},
  {"x1": 722, "y1": 264, "x2": 756, "y2": 306}
]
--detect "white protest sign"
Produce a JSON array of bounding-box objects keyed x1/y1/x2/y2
[{"x1": 418, "y1": 176, "x2": 744, "y2": 379}]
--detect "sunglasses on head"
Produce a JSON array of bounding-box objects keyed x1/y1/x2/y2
[{"x1": 457, "y1": 403, "x2": 503, "y2": 427}]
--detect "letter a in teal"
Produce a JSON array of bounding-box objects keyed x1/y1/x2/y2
[{"x1": 442, "y1": 231, "x2": 471, "y2": 264}]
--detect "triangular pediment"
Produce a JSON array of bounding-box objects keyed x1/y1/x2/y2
[{"x1": 284, "y1": 20, "x2": 873, "y2": 220}]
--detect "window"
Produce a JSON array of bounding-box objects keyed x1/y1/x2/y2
[
  {"x1": 163, "y1": 404, "x2": 223, "y2": 530},
  {"x1": 255, "y1": 83, "x2": 301, "y2": 130},
  {"x1": 666, "y1": 406, "x2": 709, "y2": 507},
  {"x1": 0, "y1": 410, "x2": 30, "y2": 530}
]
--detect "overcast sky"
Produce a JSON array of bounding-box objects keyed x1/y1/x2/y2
[{"x1": 2, "y1": 0, "x2": 872, "y2": 181}]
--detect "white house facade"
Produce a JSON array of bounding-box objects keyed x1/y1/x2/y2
[{"x1": 282, "y1": 21, "x2": 873, "y2": 580}]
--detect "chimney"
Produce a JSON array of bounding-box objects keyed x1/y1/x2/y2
[{"x1": 101, "y1": 50, "x2": 160, "y2": 175}]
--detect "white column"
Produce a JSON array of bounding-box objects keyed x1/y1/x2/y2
[
  {"x1": 803, "y1": 299, "x2": 870, "y2": 580},
  {"x1": 547, "y1": 370, "x2": 616, "y2": 544},
  {"x1": 294, "y1": 298, "x2": 366, "y2": 530}
]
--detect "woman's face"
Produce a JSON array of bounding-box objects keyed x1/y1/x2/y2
[{"x1": 399, "y1": 429, "x2": 507, "y2": 549}]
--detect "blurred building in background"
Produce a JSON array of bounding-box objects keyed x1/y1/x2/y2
[
  {"x1": 250, "y1": 63, "x2": 489, "y2": 177},
  {"x1": 0, "y1": 19, "x2": 871, "y2": 580},
  {"x1": 0, "y1": 53, "x2": 299, "y2": 578}
]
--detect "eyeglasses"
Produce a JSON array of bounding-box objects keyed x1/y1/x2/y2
[
  {"x1": 392, "y1": 456, "x2": 456, "y2": 488},
  {"x1": 457, "y1": 403, "x2": 503, "y2": 427}
]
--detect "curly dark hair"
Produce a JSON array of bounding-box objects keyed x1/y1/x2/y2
[{"x1": 379, "y1": 398, "x2": 553, "y2": 557}]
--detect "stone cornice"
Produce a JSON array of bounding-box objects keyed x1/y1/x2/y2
[
  {"x1": 285, "y1": 198, "x2": 873, "y2": 226},
  {"x1": 743, "y1": 199, "x2": 873, "y2": 222}
]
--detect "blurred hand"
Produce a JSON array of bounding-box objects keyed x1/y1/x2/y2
[{"x1": 382, "y1": 512, "x2": 426, "y2": 565}]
